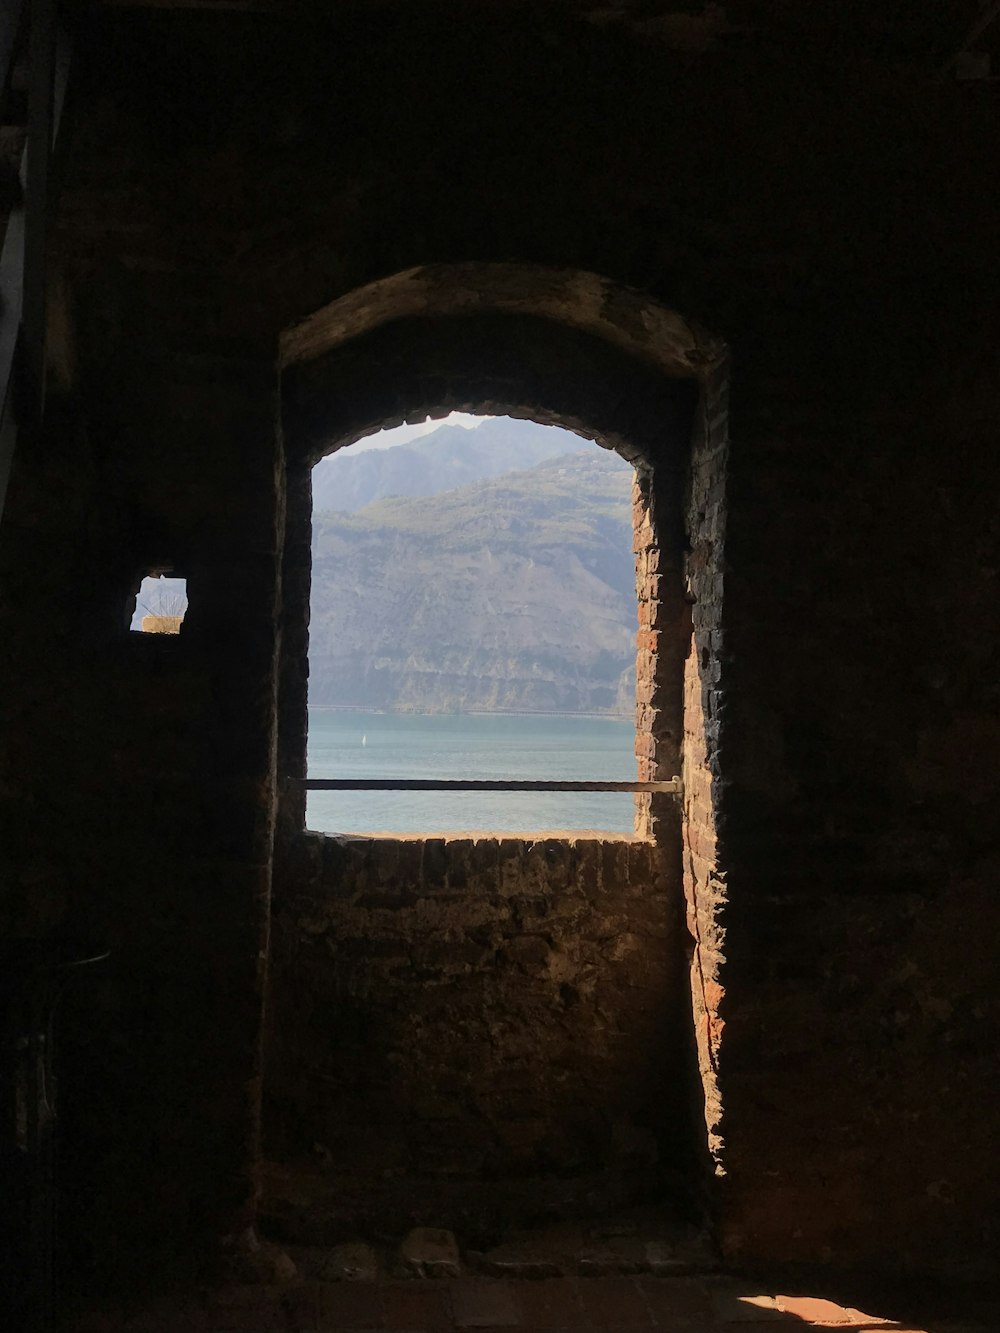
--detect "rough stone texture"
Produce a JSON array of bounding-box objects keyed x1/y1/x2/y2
[
  {"x1": 279, "y1": 263, "x2": 722, "y2": 380},
  {"x1": 264, "y1": 833, "x2": 694, "y2": 1240},
  {"x1": 400, "y1": 1228, "x2": 462, "y2": 1280},
  {"x1": 317, "y1": 1243, "x2": 379, "y2": 1283},
  {"x1": 0, "y1": 0, "x2": 996, "y2": 1299},
  {"x1": 681, "y1": 362, "x2": 730, "y2": 1170}
]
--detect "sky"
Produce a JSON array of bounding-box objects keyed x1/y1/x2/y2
[{"x1": 350, "y1": 411, "x2": 489, "y2": 453}]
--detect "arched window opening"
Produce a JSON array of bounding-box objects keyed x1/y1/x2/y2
[
  {"x1": 274, "y1": 289, "x2": 709, "y2": 856},
  {"x1": 269, "y1": 273, "x2": 730, "y2": 1239},
  {"x1": 305, "y1": 411, "x2": 642, "y2": 835}
]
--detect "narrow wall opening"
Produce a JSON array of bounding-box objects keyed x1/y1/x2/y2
[{"x1": 128, "y1": 571, "x2": 188, "y2": 634}]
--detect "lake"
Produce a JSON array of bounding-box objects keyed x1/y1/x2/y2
[{"x1": 306, "y1": 708, "x2": 637, "y2": 834}]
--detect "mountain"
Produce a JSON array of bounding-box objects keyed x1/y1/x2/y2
[
  {"x1": 309, "y1": 447, "x2": 637, "y2": 715},
  {"x1": 311, "y1": 416, "x2": 590, "y2": 513}
]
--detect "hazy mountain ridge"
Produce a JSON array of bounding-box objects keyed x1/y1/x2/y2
[
  {"x1": 309, "y1": 447, "x2": 637, "y2": 715},
  {"x1": 311, "y1": 416, "x2": 591, "y2": 513}
]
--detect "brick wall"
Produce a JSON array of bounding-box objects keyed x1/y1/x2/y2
[{"x1": 680, "y1": 360, "x2": 730, "y2": 1173}]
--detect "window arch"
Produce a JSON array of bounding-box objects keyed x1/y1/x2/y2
[
  {"x1": 276, "y1": 263, "x2": 730, "y2": 1173},
  {"x1": 279, "y1": 306, "x2": 696, "y2": 835}
]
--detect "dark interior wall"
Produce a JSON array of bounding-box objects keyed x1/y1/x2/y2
[
  {"x1": 1, "y1": 358, "x2": 283, "y2": 1274},
  {"x1": 719, "y1": 375, "x2": 1000, "y2": 1274},
  {"x1": 0, "y1": 1, "x2": 997, "y2": 1284}
]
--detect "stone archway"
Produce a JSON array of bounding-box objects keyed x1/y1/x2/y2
[
  {"x1": 279, "y1": 262, "x2": 724, "y2": 386},
  {"x1": 266, "y1": 263, "x2": 730, "y2": 1237}
]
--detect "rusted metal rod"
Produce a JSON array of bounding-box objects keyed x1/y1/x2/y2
[{"x1": 298, "y1": 778, "x2": 681, "y2": 793}]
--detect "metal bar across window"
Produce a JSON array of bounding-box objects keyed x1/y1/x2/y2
[{"x1": 298, "y1": 778, "x2": 681, "y2": 794}]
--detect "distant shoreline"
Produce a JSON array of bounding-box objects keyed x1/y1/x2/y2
[{"x1": 308, "y1": 704, "x2": 632, "y2": 722}]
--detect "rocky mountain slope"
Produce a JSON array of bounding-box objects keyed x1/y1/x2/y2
[
  {"x1": 309, "y1": 447, "x2": 637, "y2": 715},
  {"x1": 311, "y1": 416, "x2": 590, "y2": 513}
]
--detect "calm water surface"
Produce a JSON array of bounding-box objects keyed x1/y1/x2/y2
[{"x1": 306, "y1": 708, "x2": 636, "y2": 834}]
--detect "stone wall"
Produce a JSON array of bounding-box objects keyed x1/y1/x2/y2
[
  {"x1": 0, "y1": 364, "x2": 282, "y2": 1285},
  {"x1": 680, "y1": 359, "x2": 730, "y2": 1173},
  {"x1": 0, "y1": 0, "x2": 996, "y2": 1293},
  {"x1": 716, "y1": 393, "x2": 1000, "y2": 1277},
  {"x1": 264, "y1": 832, "x2": 696, "y2": 1241}
]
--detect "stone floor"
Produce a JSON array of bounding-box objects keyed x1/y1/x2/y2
[
  {"x1": 68, "y1": 1273, "x2": 997, "y2": 1333},
  {"x1": 63, "y1": 1215, "x2": 997, "y2": 1333}
]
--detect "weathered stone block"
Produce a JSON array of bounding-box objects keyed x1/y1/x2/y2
[{"x1": 400, "y1": 1227, "x2": 461, "y2": 1278}]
